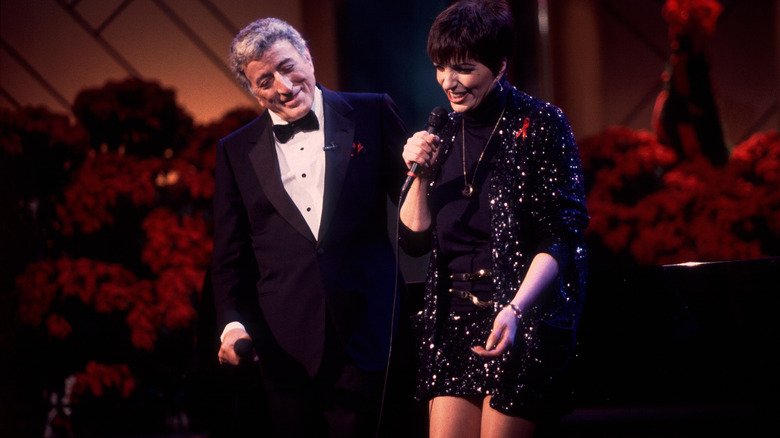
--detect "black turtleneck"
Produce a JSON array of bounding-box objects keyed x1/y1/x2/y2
[{"x1": 432, "y1": 79, "x2": 509, "y2": 312}]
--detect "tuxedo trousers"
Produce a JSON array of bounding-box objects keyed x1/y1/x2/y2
[{"x1": 259, "y1": 314, "x2": 386, "y2": 438}]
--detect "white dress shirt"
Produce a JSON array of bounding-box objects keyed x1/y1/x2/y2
[{"x1": 268, "y1": 88, "x2": 326, "y2": 239}]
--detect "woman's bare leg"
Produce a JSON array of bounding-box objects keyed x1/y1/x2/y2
[
  {"x1": 428, "y1": 396, "x2": 482, "y2": 438},
  {"x1": 480, "y1": 395, "x2": 536, "y2": 438}
]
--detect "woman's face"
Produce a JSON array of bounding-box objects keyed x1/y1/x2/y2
[{"x1": 436, "y1": 58, "x2": 501, "y2": 113}]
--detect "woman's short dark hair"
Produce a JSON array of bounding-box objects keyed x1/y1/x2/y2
[{"x1": 427, "y1": 0, "x2": 515, "y2": 76}]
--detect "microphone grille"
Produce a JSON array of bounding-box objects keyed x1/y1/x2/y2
[
  {"x1": 234, "y1": 338, "x2": 253, "y2": 359},
  {"x1": 426, "y1": 106, "x2": 448, "y2": 132}
]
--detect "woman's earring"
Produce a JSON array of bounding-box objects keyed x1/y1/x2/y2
[{"x1": 498, "y1": 81, "x2": 504, "y2": 92}]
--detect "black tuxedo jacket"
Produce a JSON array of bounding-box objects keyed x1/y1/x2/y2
[{"x1": 212, "y1": 86, "x2": 408, "y2": 381}]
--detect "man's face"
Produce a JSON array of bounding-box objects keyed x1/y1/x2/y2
[{"x1": 244, "y1": 40, "x2": 316, "y2": 123}]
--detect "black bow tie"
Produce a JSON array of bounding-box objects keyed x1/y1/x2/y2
[{"x1": 273, "y1": 110, "x2": 319, "y2": 143}]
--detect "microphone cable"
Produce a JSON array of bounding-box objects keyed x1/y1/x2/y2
[
  {"x1": 374, "y1": 192, "x2": 405, "y2": 438},
  {"x1": 375, "y1": 107, "x2": 445, "y2": 437}
]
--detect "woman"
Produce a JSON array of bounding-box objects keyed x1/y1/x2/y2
[{"x1": 399, "y1": 1, "x2": 589, "y2": 437}]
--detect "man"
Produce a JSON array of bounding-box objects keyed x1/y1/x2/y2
[{"x1": 211, "y1": 17, "x2": 409, "y2": 437}]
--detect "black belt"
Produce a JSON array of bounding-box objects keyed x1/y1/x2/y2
[{"x1": 450, "y1": 269, "x2": 492, "y2": 282}]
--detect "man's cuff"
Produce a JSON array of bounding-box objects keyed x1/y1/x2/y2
[{"x1": 220, "y1": 321, "x2": 246, "y2": 342}]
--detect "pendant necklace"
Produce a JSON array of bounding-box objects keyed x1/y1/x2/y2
[{"x1": 461, "y1": 106, "x2": 505, "y2": 198}]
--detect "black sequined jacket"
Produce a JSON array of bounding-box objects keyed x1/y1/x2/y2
[{"x1": 400, "y1": 85, "x2": 589, "y2": 417}]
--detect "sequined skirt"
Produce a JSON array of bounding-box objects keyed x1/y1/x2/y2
[{"x1": 413, "y1": 307, "x2": 578, "y2": 422}]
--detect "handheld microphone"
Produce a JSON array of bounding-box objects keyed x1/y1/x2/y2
[
  {"x1": 400, "y1": 106, "x2": 448, "y2": 198},
  {"x1": 233, "y1": 338, "x2": 254, "y2": 360}
]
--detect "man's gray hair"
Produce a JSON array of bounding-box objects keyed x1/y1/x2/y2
[{"x1": 229, "y1": 18, "x2": 309, "y2": 93}]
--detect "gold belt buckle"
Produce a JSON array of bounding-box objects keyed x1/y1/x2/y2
[
  {"x1": 450, "y1": 268, "x2": 492, "y2": 282},
  {"x1": 448, "y1": 289, "x2": 492, "y2": 308}
]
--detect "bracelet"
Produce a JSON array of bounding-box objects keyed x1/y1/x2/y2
[{"x1": 505, "y1": 304, "x2": 522, "y2": 319}]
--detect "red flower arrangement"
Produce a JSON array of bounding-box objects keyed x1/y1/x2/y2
[
  {"x1": 141, "y1": 207, "x2": 212, "y2": 274},
  {"x1": 581, "y1": 127, "x2": 780, "y2": 266},
  {"x1": 69, "y1": 361, "x2": 136, "y2": 402},
  {"x1": 55, "y1": 151, "x2": 157, "y2": 234},
  {"x1": 662, "y1": 0, "x2": 722, "y2": 38},
  {"x1": 14, "y1": 256, "x2": 185, "y2": 351},
  {"x1": 582, "y1": 2, "x2": 776, "y2": 266},
  {"x1": 72, "y1": 78, "x2": 194, "y2": 157},
  {"x1": 3, "y1": 79, "x2": 260, "y2": 436}
]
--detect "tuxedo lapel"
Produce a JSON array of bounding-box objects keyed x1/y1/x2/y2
[
  {"x1": 247, "y1": 116, "x2": 316, "y2": 243},
  {"x1": 319, "y1": 88, "x2": 354, "y2": 243}
]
